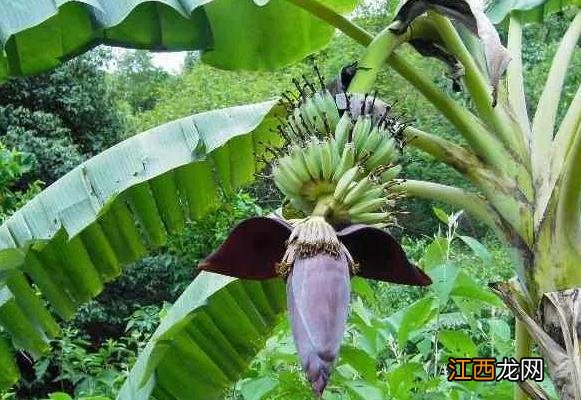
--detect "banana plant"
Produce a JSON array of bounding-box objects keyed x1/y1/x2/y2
[
  {"x1": 287, "y1": 0, "x2": 578, "y2": 398},
  {"x1": 0, "y1": 0, "x2": 579, "y2": 399}
]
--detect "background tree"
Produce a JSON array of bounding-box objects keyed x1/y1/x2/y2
[
  {"x1": 113, "y1": 51, "x2": 172, "y2": 114},
  {"x1": 0, "y1": 49, "x2": 128, "y2": 185}
]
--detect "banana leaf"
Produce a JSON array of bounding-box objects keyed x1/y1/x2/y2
[
  {"x1": 117, "y1": 272, "x2": 286, "y2": 400},
  {"x1": 0, "y1": 0, "x2": 358, "y2": 80},
  {"x1": 0, "y1": 99, "x2": 283, "y2": 389}
]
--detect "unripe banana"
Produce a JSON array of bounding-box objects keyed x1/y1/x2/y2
[
  {"x1": 343, "y1": 176, "x2": 374, "y2": 206},
  {"x1": 289, "y1": 197, "x2": 313, "y2": 214},
  {"x1": 334, "y1": 114, "x2": 353, "y2": 151},
  {"x1": 380, "y1": 165, "x2": 402, "y2": 182},
  {"x1": 321, "y1": 140, "x2": 335, "y2": 181},
  {"x1": 332, "y1": 144, "x2": 355, "y2": 182},
  {"x1": 296, "y1": 149, "x2": 316, "y2": 179},
  {"x1": 302, "y1": 97, "x2": 326, "y2": 134},
  {"x1": 287, "y1": 117, "x2": 304, "y2": 142},
  {"x1": 366, "y1": 137, "x2": 397, "y2": 171},
  {"x1": 293, "y1": 107, "x2": 311, "y2": 136},
  {"x1": 314, "y1": 142, "x2": 327, "y2": 180},
  {"x1": 355, "y1": 184, "x2": 387, "y2": 204},
  {"x1": 333, "y1": 166, "x2": 360, "y2": 201},
  {"x1": 352, "y1": 116, "x2": 372, "y2": 155},
  {"x1": 274, "y1": 171, "x2": 301, "y2": 196},
  {"x1": 330, "y1": 140, "x2": 340, "y2": 172},
  {"x1": 302, "y1": 140, "x2": 322, "y2": 180},
  {"x1": 313, "y1": 91, "x2": 340, "y2": 132},
  {"x1": 348, "y1": 197, "x2": 386, "y2": 215},
  {"x1": 274, "y1": 164, "x2": 304, "y2": 194},
  {"x1": 360, "y1": 127, "x2": 383, "y2": 157},
  {"x1": 350, "y1": 212, "x2": 390, "y2": 224},
  {"x1": 274, "y1": 86, "x2": 406, "y2": 228},
  {"x1": 281, "y1": 154, "x2": 310, "y2": 183}
]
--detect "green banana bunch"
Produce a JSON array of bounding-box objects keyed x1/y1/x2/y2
[{"x1": 274, "y1": 85, "x2": 406, "y2": 227}]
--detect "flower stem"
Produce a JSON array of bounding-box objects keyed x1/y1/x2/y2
[
  {"x1": 347, "y1": 26, "x2": 409, "y2": 94},
  {"x1": 394, "y1": 180, "x2": 502, "y2": 233},
  {"x1": 404, "y1": 126, "x2": 482, "y2": 173},
  {"x1": 388, "y1": 53, "x2": 515, "y2": 173},
  {"x1": 312, "y1": 195, "x2": 334, "y2": 219}
]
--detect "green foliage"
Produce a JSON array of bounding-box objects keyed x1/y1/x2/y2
[
  {"x1": 8, "y1": 192, "x2": 263, "y2": 398},
  {"x1": 0, "y1": 94, "x2": 279, "y2": 393},
  {"x1": 134, "y1": 62, "x2": 306, "y2": 132},
  {"x1": 0, "y1": 0, "x2": 358, "y2": 79},
  {"x1": 118, "y1": 273, "x2": 286, "y2": 400},
  {"x1": 15, "y1": 291, "x2": 171, "y2": 399},
  {"x1": 0, "y1": 2, "x2": 576, "y2": 399},
  {"x1": 0, "y1": 143, "x2": 40, "y2": 222},
  {"x1": 18, "y1": 322, "x2": 146, "y2": 400},
  {"x1": 0, "y1": 106, "x2": 84, "y2": 184},
  {"x1": 519, "y1": 10, "x2": 581, "y2": 125},
  {"x1": 487, "y1": 0, "x2": 581, "y2": 23},
  {"x1": 127, "y1": 15, "x2": 470, "y2": 236},
  {"x1": 45, "y1": 393, "x2": 110, "y2": 400},
  {"x1": 0, "y1": 49, "x2": 127, "y2": 155},
  {"x1": 130, "y1": 8, "x2": 574, "y2": 237}
]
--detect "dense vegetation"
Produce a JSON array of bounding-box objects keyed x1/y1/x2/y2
[{"x1": 0, "y1": 4, "x2": 577, "y2": 399}]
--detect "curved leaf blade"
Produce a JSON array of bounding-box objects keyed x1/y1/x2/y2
[
  {"x1": 117, "y1": 272, "x2": 286, "y2": 400},
  {"x1": 0, "y1": 99, "x2": 282, "y2": 389},
  {"x1": 0, "y1": 0, "x2": 359, "y2": 79}
]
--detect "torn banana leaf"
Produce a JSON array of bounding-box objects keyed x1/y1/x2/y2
[{"x1": 0, "y1": 100, "x2": 282, "y2": 389}]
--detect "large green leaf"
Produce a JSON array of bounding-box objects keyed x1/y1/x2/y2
[
  {"x1": 0, "y1": 99, "x2": 282, "y2": 389},
  {"x1": 117, "y1": 272, "x2": 286, "y2": 400},
  {"x1": 0, "y1": 0, "x2": 358, "y2": 80},
  {"x1": 487, "y1": 0, "x2": 580, "y2": 24}
]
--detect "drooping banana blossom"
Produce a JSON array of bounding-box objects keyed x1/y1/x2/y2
[
  {"x1": 200, "y1": 216, "x2": 430, "y2": 395},
  {"x1": 200, "y1": 80, "x2": 431, "y2": 396}
]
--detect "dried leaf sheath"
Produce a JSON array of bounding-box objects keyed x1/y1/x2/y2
[
  {"x1": 287, "y1": 253, "x2": 351, "y2": 396},
  {"x1": 391, "y1": 0, "x2": 510, "y2": 103}
]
